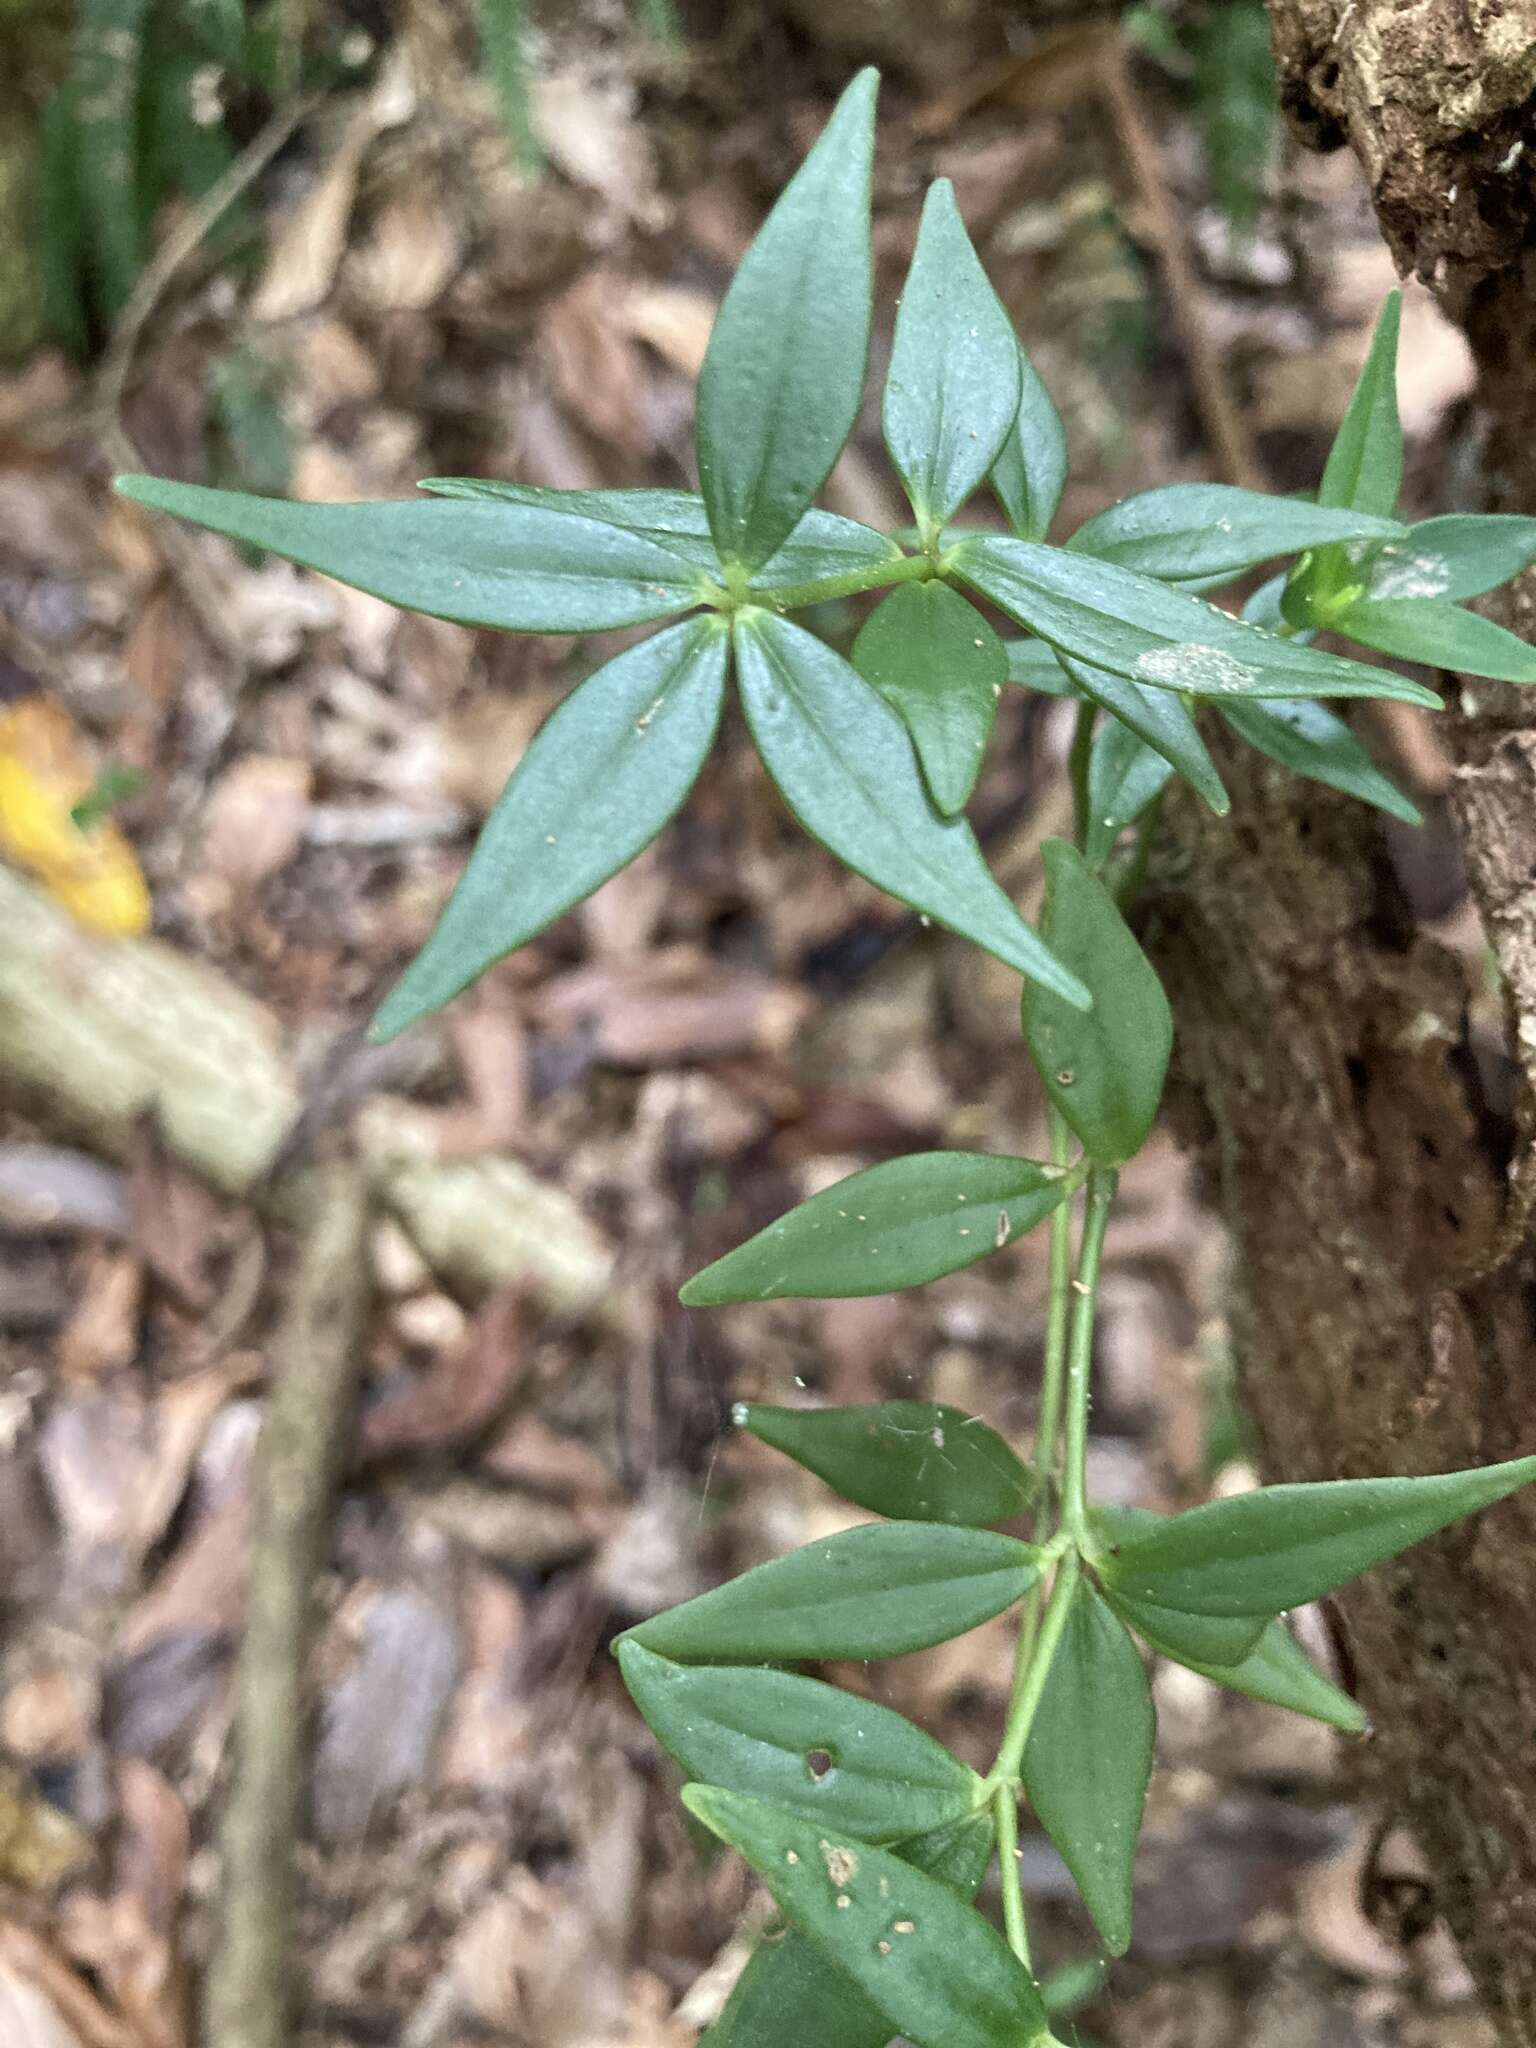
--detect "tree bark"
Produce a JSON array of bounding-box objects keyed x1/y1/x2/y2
[{"x1": 1149, "y1": 3, "x2": 1536, "y2": 2033}]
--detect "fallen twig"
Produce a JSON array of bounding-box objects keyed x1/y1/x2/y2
[{"x1": 201, "y1": 1163, "x2": 370, "y2": 2048}]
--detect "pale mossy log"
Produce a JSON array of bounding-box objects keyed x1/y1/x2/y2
[{"x1": 0, "y1": 865, "x2": 612, "y2": 1315}]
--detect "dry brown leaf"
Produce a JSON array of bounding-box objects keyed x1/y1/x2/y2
[
  {"x1": 618, "y1": 284, "x2": 716, "y2": 381},
  {"x1": 57, "y1": 1251, "x2": 143, "y2": 1382},
  {"x1": 533, "y1": 69, "x2": 665, "y2": 231},
  {"x1": 357, "y1": 1288, "x2": 527, "y2": 1463},
  {"x1": 531, "y1": 949, "x2": 812, "y2": 1067},
  {"x1": 192, "y1": 755, "x2": 313, "y2": 907},
  {"x1": 347, "y1": 190, "x2": 466, "y2": 313},
  {"x1": 0, "y1": 1957, "x2": 86, "y2": 2048},
  {"x1": 251, "y1": 54, "x2": 418, "y2": 321},
  {"x1": 0, "y1": 1766, "x2": 92, "y2": 1890},
  {"x1": 541, "y1": 273, "x2": 654, "y2": 456},
  {"x1": 124, "y1": 1117, "x2": 225, "y2": 1313}
]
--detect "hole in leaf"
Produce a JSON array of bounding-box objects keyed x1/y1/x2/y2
[{"x1": 805, "y1": 1749, "x2": 834, "y2": 1781}]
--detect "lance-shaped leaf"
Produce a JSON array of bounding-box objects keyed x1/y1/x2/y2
[
  {"x1": 1101, "y1": 1587, "x2": 1269, "y2": 1668},
  {"x1": 1152, "y1": 1615, "x2": 1367, "y2": 1732},
  {"x1": 884, "y1": 179, "x2": 1021, "y2": 532},
  {"x1": 684, "y1": 1788, "x2": 1058, "y2": 2048},
  {"x1": 1319, "y1": 292, "x2": 1403, "y2": 518},
  {"x1": 619, "y1": 1643, "x2": 982, "y2": 1838},
  {"x1": 113, "y1": 475, "x2": 706, "y2": 631},
  {"x1": 1059, "y1": 653, "x2": 1228, "y2": 815},
  {"x1": 1093, "y1": 1508, "x2": 1269, "y2": 1666},
  {"x1": 1083, "y1": 715, "x2": 1175, "y2": 869},
  {"x1": 371, "y1": 619, "x2": 728, "y2": 1040},
  {"x1": 735, "y1": 613, "x2": 1090, "y2": 1005},
  {"x1": 733, "y1": 1400, "x2": 1035, "y2": 1528},
  {"x1": 620, "y1": 1521, "x2": 1041, "y2": 1662},
  {"x1": 852, "y1": 580, "x2": 1007, "y2": 815},
  {"x1": 419, "y1": 479, "x2": 905, "y2": 590},
  {"x1": 1219, "y1": 696, "x2": 1421, "y2": 824},
  {"x1": 1022, "y1": 1580, "x2": 1152, "y2": 1955},
  {"x1": 1332, "y1": 597, "x2": 1536, "y2": 684},
  {"x1": 991, "y1": 344, "x2": 1068, "y2": 541},
  {"x1": 1358, "y1": 514, "x2": 1536, "y2": 604},
  {"x1": 1067, "y1": 484, "x2": 1405, "y2": 583},
  {"x1": 1023, "y1": 839, "x2": 1172, "y2": 1166},
  {"x1": 702, "y1": 1814, "x2": 995, "y2": 2048},
  {"x1": 951, "y1": 534, "x2": 1441, "y2": 708},
  {"x1": 1099, "y1": 1454, "x2": 1536, "y2": 1618},
  {"x1": 1005, "y1": 637, "x2": 1078, "y2": 696},
  {"x1": 1283, "y1": 294, "x2": 1404, "y2": 627},
  {"x1": 683, "y1": 1151, "x2": 1073, "y2": 1307},
  {"x1": 696, "y1": 69, "x2": 877, "y2": 569}
]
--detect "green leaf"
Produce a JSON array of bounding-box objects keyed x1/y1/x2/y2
[
  {"x1": 74, "y1": 0, "x2": 149, "y2": 326},
  {"x1": 619, "y1": 1643, "x2": 982, "y2": 1838},
  {"x1": 1059, "y1": 655, "x2": 1228, "y2": 815},
  {"x1": 1359, "y1": 514, "x2": 1536, "y2": 604},
  {"x1": 620, "y1": 1521, "x2": 1041, "y2": 1662},
  {"x1": 1023, "y1": 839, "x2": 1172, "y2": 1166},
  {"x1": 733, "y1": 1400, "x2": 1035, "y2": 1527},
  {"x1": 701, "y1": 1815, "x2": 995, "y2": 2048},
  {"x1": 370, "y1": 620, "x2": 727, "y2": 1041},
  {"x1": 418, "y1": 480, "x2": 904, "y2": 590},
  {"x1": 417, "y1": 480, "x2": 723, "y2": 565},
  {"x1": 735, "y1": 613, "x2": 1091, "y2": 1006},
  {"x1": 884, "y1": 180, "x2": 1021, "y2": 532},
  {"x1": 1192, "y1": 0, "x2": 1276, "y2": 234},
  {"x1": 1098, "y1": 1453, "x2": 1536, "y2": 1617},
  {"x1": 112, "y1": 477, "x2": 706, "y2": 632},
  {"x1": 1067, "y1": 485, "x2": 1405, "y2": 583},
  {"x1": 852, "y1": 581, "x2": 1007, "y2": 815},
  {"x1": 1004, "y1": 638, "x2": 1078, "y2": 696},
  {"x1": 1332, "y1": 597, "x2": 1536, "y2": 684},
  {"x1": 1218, "y1": 696, "x2": 1421, "y2": 824},
  {"x1": 35, "y1": 88, "x2": 91, "y2": 358},
  {"x1": 1022, "y1": 1581, "x2": 1152, "y2": 1955},
  {"x1": 682, "y1": 1151, "x2": 1075, "y2": 1307},
  {"x1": 1083, "y1": 715, "x2": 1175, "y2": 868},
  {"x1": 697, "y1": 69, "x2": 877, "y2": 569},
  {"x1": 991, "y1": 345, "x2": 1068, "y2": 542},
  {"x1": 1156, "y1": 1615, "x2": 1368, "y2": 1732},
  {"x1": 684, "y1": 1788, "x2": 1058, "y2": 2048},
  {"x1": 1319, "y1": 293, "x2": 1403, "y2": 518},
  {"x1": 951, "y1": 535, "x2": 1442, "y2": 708},
  {"x1": 1101, "y1": 1586, "x2": 1269, "y2": 1668},
  {"x1": 477, "y1": 0, "x2": 544, "y2": 172}
]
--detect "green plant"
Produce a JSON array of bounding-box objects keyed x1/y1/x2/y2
[
  {"x1": 37, "y1": 0, "x2": 365, "y2": 355},
  {"x1": 113, "y1": 70, "x2": 1536, "y2": 2045}
]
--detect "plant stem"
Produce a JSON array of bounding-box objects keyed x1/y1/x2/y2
[
  {"x1": 1069, "y1": 696, "x2": 1097, "y2": 840},
  {"x1": 987, "y1": 1550, "x2": 1082, "y2": 1975},
  {"x1": 1031, "y1": 1110, "x2": 1076, "y2": 1532},
  {"x1": 992, "y1": 1782, "x2": 1031, "y2": 1966},
  {"x1": 746, "y1": 550, "x2": 933, "y2": 614},
  {"x1": 991, "y1": 1548, "x2": 1081, "y2": 1787},
  {"x1": 1061, "y1": 1168, "x2": 1116, "y2": 1542}
]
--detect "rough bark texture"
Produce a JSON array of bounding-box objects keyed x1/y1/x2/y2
[{"x1": 1149, "y1": 2, "x2": 1536, "y2": 2032}]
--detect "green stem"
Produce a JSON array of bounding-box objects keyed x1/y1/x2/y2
[
  {"x1": 745, "y1": 550, "x2": 932, "y2": 614},
  {"x1": 990, "y1": 1548, "x2": 1081, "y2": 1788},
  {"x1": 1068, "y1": 696, "x2": 1097, "y2": 841},
  {"x1": 1061, "y1": 1168, "x2": 1116, "y2": 1542},
  {"x1": 1031, "y1": 1110, "x2": 1076, "y2": 1532},
  {"x1": 992, "y1": 1782, "x2": 1030, "y2": 1967}
]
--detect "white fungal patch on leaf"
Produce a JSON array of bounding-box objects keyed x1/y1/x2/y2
[
  {"x1": 820, "y1": 1841, "x2": 859, "y2": 1887},
  {"x1": 1135, "y1": 643, "x2": 1260, "y2": 693},
  {"x1": 1369, "y1": 550, "x2": 1451, "y2": 600}
]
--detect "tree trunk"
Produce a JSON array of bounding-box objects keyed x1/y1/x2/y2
[{"x1": 1149, "y1": 4, "x2": 1536, "y2": 2033}]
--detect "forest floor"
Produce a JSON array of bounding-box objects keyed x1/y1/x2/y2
[{"x1": 0, "y1": 3, "x2": 1499, "y2": 2044}]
